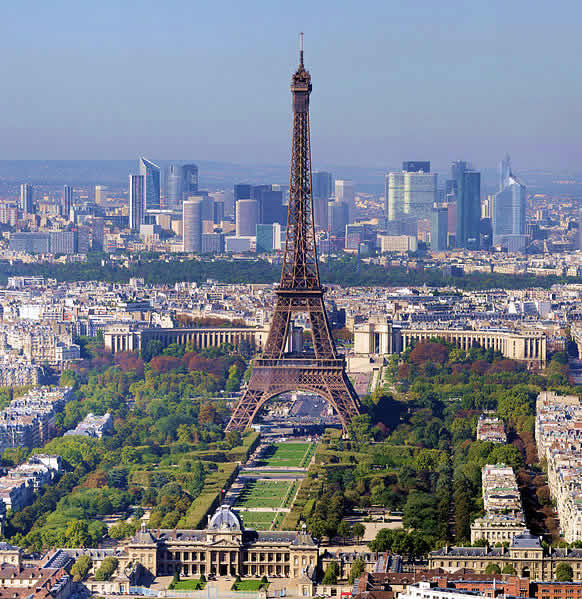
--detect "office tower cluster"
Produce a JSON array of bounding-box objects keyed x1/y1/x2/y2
[{"x1": 128, "y1": 159, "x2": 206, "y2": 242}]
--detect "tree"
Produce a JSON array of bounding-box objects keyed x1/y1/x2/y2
[
  {"x1": 141, "y1": 339, "x2": 164, "y2": 362},
  {"x1": 94, "y1": 557, "x2": 119, "y2": 581},
  {"x1": 65, "y1": 520, "x2": 91, "y2": 548},
  {"x1": 171, "y1": 572, "x2": 180, "y2": 588},
  {"x1": 352, "y1": 523, "x2": 365, "y2": 542},
  {"x1": 70, "y1": 555, "x2": 92, "y2": 582},
  {"x1": 336, "y1": 520, "x2": 352, "y2": 543},
  {"x1": 348, "y1": 414, "x2": 372, "y2": 448},
  {"x1": 502, "y1": 565, "x2": 517, "y2": 574},
  {"x1": 348, "y1": 558, "x2": 365, "y2": 583},
  {"x1": 322, "y1": 561, "x2": 339, "y2": 585},
  {"x1": 225, "y1": 430, "x2": 242, "y2": 450},
  {"x1": 485, "y1": 564, "x2": 501, "y2": 575},
  {"x1": 556, "y1": 563, "x2": 574, "y2": 582}
]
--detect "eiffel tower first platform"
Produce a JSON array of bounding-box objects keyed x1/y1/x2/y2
[{"x1": 226, "y1": 36, "x2": 361, "y2": 434}]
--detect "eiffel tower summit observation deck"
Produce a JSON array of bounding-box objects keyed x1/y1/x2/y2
[{"x1": 226, "y1": 35, "x2": 361, "y2": 434}]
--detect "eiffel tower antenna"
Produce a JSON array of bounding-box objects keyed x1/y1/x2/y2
[{"x1": 226, "y1": 40, "x2": 361, "y2": 434}]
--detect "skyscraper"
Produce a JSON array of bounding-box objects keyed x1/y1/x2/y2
[
  {"x1": 313, "y1": 171, "x2": 333, "y2": 198},
  {"x1": 312, "y1": 171, "x2": 332, "y2": 229},
  {"x1": 252, "y1": 186, "x2": 285, "y2": 226},
  {"x1": 455, "y1": 163, "x2": 481, "y2": 250},
  {"x1": 182, "y1": 164, "x2": 199, "y2": 200},
  {"x1": 404, "y1": 171, "x2": 437, "y2": 220},
  {"x1": 129, "y1": 174, "x2": 145, "y2": 231},
  {"x1": 165, "y1": 164, "x2": 183, "y2": 212},
  {"x1": 256, "y1": 223, "x2": 282, "y2": 253},
  {"x1": 493, "y1": 155, "x2": 527, "y2": 249},
  {"x1": 385, "y1": 172, "x2": 404, "y2": 221},
  {"x1": 431, "y1": 206, "x2": 448, "y2": 251},
  {"x1": 499, "y1": 154, "x2": 512, "y2": 192},
  {"x1": 328, "y1": 200, "x2": 349, "y2": 236},
  {"x1": 233, "y1": 183, "x2": 252, "y2": 211},
  {"x1": 139, "y1": 157, "x2": 161, "y2": 211},
  {"x1": 20, "y1": 184, "x2": 34, "y2": 215},
  {"x1": 236, "y1": 199, "x2": 258, "y2": 237},
  {"x1": 95, "y1": 185, "x2": 107, "y2": 205},
  {"x1": 183, "y1": 198, "x2": 203, "y2": 253},
  {"x1": 385, "y1": 167, "x2": 436, "y2": 225},
  {"x1": 62, "y1": 185, "x2": 73, "y2": 219},
  {"x1": 335, "y1": 180, "x2": 355, "y2": 221}
]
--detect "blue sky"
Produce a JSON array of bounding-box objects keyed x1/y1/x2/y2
[{"x1": 1, "y1": 0, "x2": 581, "y2": 171}]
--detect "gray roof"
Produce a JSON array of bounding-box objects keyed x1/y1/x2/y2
[
  {"x1": 208, "y1": 505, "x2": 242, "y2": 531},
  {"x1": 511, "y1": 533, "x2": 542, "y2": 549},
  {"x1": 0, "y1": 542, "x2": 19, "y2": 551}
]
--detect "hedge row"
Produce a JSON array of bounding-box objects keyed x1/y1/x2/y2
[{"x1": 178, "y1": 463, "x2": 239, "y2": 528}]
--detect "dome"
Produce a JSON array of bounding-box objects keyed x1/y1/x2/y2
[{"x1": 208, "y1": 505, "x2": 242, "y2": 531}]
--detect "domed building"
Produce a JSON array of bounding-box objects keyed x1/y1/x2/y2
[{"x1": 125, "y1": 505, "x2": 318, "y2": 580}]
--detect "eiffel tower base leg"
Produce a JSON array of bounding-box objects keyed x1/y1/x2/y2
[{"x1": 225, "y1": 358, "x2": 360, "y2": 434}]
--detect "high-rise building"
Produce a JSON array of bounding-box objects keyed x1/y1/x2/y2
[
  {"x1": 385, "y1": 168, "x2": 436, "y2": 224},
  {"x1": 405, "y1": 171, "x2": 437, "y2": 220},
  {"x1": 455, "y1": 163, "x2": 481, "y2": 250},
  {"x1": 385, "y1": 172, "x2": 404, "y2": 221},
  {"x1": 313, "y1": 171, "x2": 333, "y2": 198},
  {"x1": 403, "y1": 161, "x2": 430, "y2": 173},
  {"x1": 183, "y1": 198, "x2": 203, "y2": 253},
  {"x1": 139, "y1": 157, "x2": 161, "y2": 211},
  {"x1": 252, "y1": 186, "x2": 285, "y2": 226},
  {"x1": 20, "y1": 184, "x2": 34, "y2": 215},
  {"x1": 129, "y1": 174, "x2": 145, "y2": 231},
  {"x1": 90, "y1": 217, "x2": 105, "y2": 250},
  {"x1": 256, "y1": 223, "x2": 282, "y2": 253},
  {"x1": 335, "y1": 180, "x2": 355, "y2": 221},
  {"x1": 234, "y1": 184, "x2": 252, "y2": 208},
  {"x1": 213, "y1": 199, "x2": 225, "y2": 224},
  {"x1": 202, "y1": 232, "x2": 225, "y2": 254},
  {"x1": 493, "y1": 156, "x2": 527, "y2": 249},
  {"x1": 195, "y1": 195, "x2": 214, "y2": 223},
  {"x1": 95, "y1": 185, "x2": 107, "y2": 205},
  {"x1": 499, "y1": 154, "x2": 512, "y2": 192},
  {"x1": 312, "y1": 171, "x2": 332, "y2": 230},
  {"x1": 182, "y1": 164, "x2": 199, "y2": 201},
  {"x1": 431, "y1": 206, "x2": 448, "y2": 251},
  {"x1": 236, "y1": 199, "x2": 258, "y2": 237},
  {"x1": 328, "y1": 200, "x2": 349, "y2": 236},
  {"x1": 165, "y1": 164, "x2": 183, "y2": 212},
  {"x1": 62, "y1": 185, "x2": 73, "y2": 219}
]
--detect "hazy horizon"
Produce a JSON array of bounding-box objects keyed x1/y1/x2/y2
[{"x1": 2, "y1": 0, "x2": 582, "y2": 170}]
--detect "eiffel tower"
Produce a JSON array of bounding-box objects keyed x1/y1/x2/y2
[{"x1": 226, "y1": 35, "x2": 361, "y2": 434}]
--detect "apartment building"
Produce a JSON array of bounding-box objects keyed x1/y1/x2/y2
[
  {"x1": 536, "y1": 392, "x2": 582, "y2": 543},
  {"x1": 471, "y1": 464, "x2": 528, "y2": 544}
]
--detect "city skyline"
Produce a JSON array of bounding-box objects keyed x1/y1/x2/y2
[{"x1": 1, "y1": 1, "x2": 581, "y2": 170}]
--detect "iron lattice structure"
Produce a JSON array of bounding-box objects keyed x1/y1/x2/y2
[{"x1": 226, "y1": 39, "x2": 361, "y2": 433}]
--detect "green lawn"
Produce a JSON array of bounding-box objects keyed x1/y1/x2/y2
[
  {"x1": 171, "y1": 579, "x2": 207, "y2": 590},
  {"x1": 258, "y1": 442, "x2": 315, "y2": 468},
  {"x1": 235, "y1": 510, "x2": 275, "y2": 530},
  {"x1": 232, "y1": 580, "x2": 269, "y2": 591},
  {"x1": 234, "y1": 480, "x2": 292, "y2": 508}
]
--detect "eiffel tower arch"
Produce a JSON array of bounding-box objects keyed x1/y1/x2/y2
[{"x1": 227, "y1": 36, "x2": 360, "y2": 434}]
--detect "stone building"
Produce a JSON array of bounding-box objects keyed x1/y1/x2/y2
[
  {"x1": 124, "y1": 506, "x2": 318, "y2": 579},
  {"x1": 353, "y1": 321, "x2": 546, "y2": 368},
  {"x1": 429, "y1": 533, "x2": 582, "y2": 580}
]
